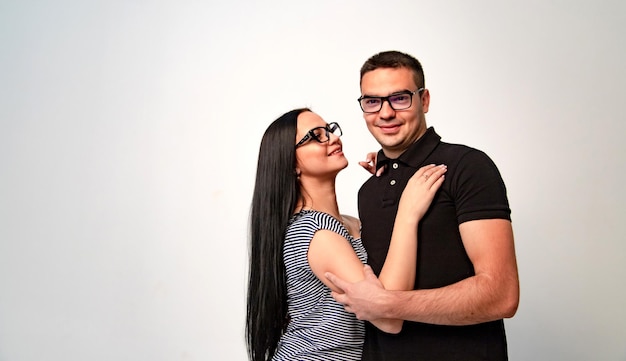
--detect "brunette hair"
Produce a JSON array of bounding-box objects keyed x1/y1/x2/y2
[{"x1": 246, "y1": 108, "x2": 310, "y2": 361}]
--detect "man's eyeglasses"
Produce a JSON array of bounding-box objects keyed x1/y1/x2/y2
[
  {"x1": 357, "y1": 88, "x2": 424, "y2": 113},
  {"x1": 295, "y1": 122, "x2": 342, "y2": 148}
]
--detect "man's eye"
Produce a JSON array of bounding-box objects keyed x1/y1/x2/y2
[
  {"x1": 391, "y1": 95, "x2": 409, "y2": 102},
  {"x1": 365, "y1": 98, "x2": 381, "y2": 105}
]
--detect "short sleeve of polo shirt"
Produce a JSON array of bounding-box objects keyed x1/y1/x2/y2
[{"x1": 451, "y1": 148, "x2": 511, "y2": 224}]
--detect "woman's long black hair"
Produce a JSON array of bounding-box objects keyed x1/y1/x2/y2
[{"x1": 246, "y1": 108, "x2": 310, "y2": 361}]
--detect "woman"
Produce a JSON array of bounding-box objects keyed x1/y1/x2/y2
[{"x1": 246, "y1": 108, "x2": 446, "y2": 361}]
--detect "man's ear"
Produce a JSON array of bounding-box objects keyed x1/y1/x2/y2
[{"x1": 421, "y1": 89, "x2": 431, "y2": 113}]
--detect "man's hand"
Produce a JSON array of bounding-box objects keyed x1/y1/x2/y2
[{"x1": 325, "y1": 265, "x2": 388, "y2": 321}]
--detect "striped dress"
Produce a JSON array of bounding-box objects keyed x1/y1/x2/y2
[{"x1": 272, "y1": 210, "x2": 368, "y2": 361}]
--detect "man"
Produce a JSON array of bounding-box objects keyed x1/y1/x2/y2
[{"x1": 326, "y1": 50, "x2": 520, "y2": 360}]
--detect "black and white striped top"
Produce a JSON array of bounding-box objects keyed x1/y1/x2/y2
[{"x1": 272, "y1": 210, "x2": 368, "y2": 361}]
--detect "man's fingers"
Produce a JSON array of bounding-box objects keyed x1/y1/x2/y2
[
  {"x1": 363, "y1": 264, "x2": 377, "y2": 279},
  {"x1": 325, "y1": 271, "x2": 348, "y2": 292},
  {"x1": 331, "y1": 290, "x2": 348, "y2": 305}
]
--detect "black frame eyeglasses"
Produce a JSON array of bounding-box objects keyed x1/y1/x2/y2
[
  {"x1": 295, "y1": 122, "x2": 342, "y2": 148},
  {"x1": 357, "y1": 88, "x2": 424, "y2": 113}
]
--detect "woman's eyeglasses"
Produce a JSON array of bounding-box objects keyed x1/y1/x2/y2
[{"x1": 295, "y1": 122, "x2": 342, "y2": 148}]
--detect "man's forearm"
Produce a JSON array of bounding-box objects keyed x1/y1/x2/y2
[{"x1": 381, "y1": 274, "x2": 519, "y2": 326}]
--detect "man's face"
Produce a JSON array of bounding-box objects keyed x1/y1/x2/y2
[{"x1": 360, "y1": 67, "x2": 430, "y2": 159}]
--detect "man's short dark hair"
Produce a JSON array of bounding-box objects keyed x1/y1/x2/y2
[{"x1": 360, "y1": 50, "x2": 425, "y2": 89}]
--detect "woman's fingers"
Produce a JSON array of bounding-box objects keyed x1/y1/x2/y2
[
  {"x1": 359, "y1": 161, "x2": 376, "y2": 174},
  {"x1": 360, "y1": 152, "x2": 379, "y2": 175},
  {"x1": 424, "y1": 165, "x2": 447, "y2": 185},
  {"x1": 408, "y1": 164, "x2": 447, "y2": 190},
  {"x1": 411, "y1": 164, "x2": 444, "y2": 182}
]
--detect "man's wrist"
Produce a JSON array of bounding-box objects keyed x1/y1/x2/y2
[{"x1": 377, "y1": 289, "x2": 399, "y2": 319}]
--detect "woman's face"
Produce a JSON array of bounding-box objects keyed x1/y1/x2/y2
[{"x1": 294, "y1": 111, "x2": 348, "y2": 180}]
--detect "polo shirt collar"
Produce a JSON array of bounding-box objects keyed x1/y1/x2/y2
[{"x1": 375, "y1": 127, "x2": 441, "y2": 171}]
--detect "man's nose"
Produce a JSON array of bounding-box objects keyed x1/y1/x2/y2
[{"x1": 379, "y1": 99, "x2": 396, "y2": 119}]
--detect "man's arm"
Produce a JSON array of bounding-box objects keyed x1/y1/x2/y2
[{"x1": 327, "y1": 219, "x2": 519, "y2": 325}]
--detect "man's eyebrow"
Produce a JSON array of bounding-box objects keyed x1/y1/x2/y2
[{"x1": 361, "y1": 89, "x2": 412, "y2": 97}]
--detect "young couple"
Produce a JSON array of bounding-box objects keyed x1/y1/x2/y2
[{"x1": 247, "y1": 50, "x2": 520, "y2": 361}]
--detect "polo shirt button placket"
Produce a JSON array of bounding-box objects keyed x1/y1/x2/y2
[
  {"x1": 390, "y1": 163, "x2": 399, "y2": 185},
  {"x1": 382, "y1": 162, "x2": 400, "y2": 207}
]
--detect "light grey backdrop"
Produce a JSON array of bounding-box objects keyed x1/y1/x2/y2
[{"x1": 1, "y1": 0, "x2": 625, "y2": 360}]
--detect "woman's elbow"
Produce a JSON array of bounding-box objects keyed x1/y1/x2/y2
[{"x1": 376, "y1": 320, "x2": 403, "y2": 334}]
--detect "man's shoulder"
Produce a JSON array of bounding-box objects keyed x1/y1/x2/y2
[
  {"x1": 434, "y1": 140, "x2": 494, "y2": 165},
  {"x1": 437, "y1": 139, "x2": 481, "y2": 154}
]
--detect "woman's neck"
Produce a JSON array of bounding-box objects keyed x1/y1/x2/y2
[{"x1": 296, "y1": 176, "x2": 341, "y2": 220}]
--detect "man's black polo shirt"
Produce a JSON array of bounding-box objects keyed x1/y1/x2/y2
[{"x1": 358, "y1": 127, "x2": 511, "y2": 361}]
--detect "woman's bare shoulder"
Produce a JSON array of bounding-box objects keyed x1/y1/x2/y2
[{"x1": 340, "y1": 214, "x2": 361, "y2": 237}]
